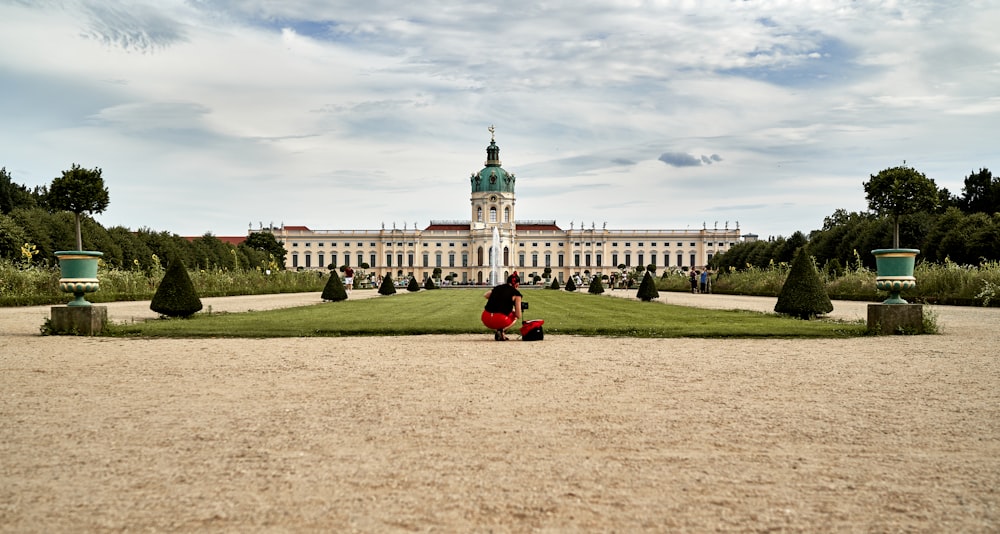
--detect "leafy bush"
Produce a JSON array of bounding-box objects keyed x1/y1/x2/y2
[
  {"x1": 150, "y1": 257, "x2": 203, "y2": 318},
  {"x1": 588, "y1": 275, "x2": 605, "y2": 295},
  {"x1": 635, "y1": 271, "x2": 658, "y2": 301},
  {"x1": 379, "y1": 273, "x2": 397, "y2": 295},
  {"x1": 774, "y1": 249, "x2": 833, "y2": 319},
  {"x1": 321, "y1": 272, "x2": 347, "y2": 301}
]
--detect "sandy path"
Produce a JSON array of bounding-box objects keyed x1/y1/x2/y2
[{"x1": 1, "y1": 291, "x2": 998, "y2": 532}]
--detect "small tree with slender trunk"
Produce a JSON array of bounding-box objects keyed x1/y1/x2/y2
[
  {"x1": 863, "y1": 165, "x2": 939, "y2": 248},
  {"x1": 48, "y1": 164, "x2": 110, "y2": 251}
]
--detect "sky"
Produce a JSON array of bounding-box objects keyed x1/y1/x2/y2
[{"x1": 2, "y1": 1, "x2": 998, "y2": 240}]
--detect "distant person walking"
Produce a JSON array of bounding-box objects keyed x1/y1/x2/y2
[
  {"x1": 344, "y1": 266, "x2": 354, "y2": 296},
  {"x1": 700, "y1": 269, "x2": 709, "y2": 294},
  {"x1": 689, "y1": 270, "x2": 698, "y2": 293}
]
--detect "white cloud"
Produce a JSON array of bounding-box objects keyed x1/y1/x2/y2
[{"x1": 0, "y1": 0, "x2": 997, "y2": 239}]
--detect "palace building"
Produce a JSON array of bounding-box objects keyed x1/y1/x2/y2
[{"x1": 257, "y1": 129, "x2": 752, "y2": 284}]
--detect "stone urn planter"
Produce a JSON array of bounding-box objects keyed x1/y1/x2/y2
[
  {"x1": 872, "y1": 248, "x2": 918, "y2": 304},
  {"x1": 54, "y1": 250, "x2": 103, "y2": 306}
]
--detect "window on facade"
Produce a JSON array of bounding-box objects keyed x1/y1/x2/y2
[
  {"x1": 690, "y1": 243, "x2": 696, "y2": 247},
  {"x1": 397, "y1": 253, "x2": 403, "y2": 267},
  {"x1": 596, "y1": 253, "x2": 602, "y2": 267},
  {"x1": 408, "y1": 254, "x2": 414, "y2": 267},
  {"x1": 386, "y1": 253, "x2": 392, "y2": 267},
  {"x1": 449, "y1": 242, "x2": 455, "y2": 247},
  {"x1": 477, "y1": 207, "x2": 483, "y2": 222},
  {"x1": 504, "y1": 207, "x2": 510, "y2": 222},
  {"x1": 638, "y1": 253, "x2": 644, "y2": 266},
  {"x1": 532, "y1": 254, "x2": 538, "y2": 267},
  {"x1": 585, "y1": 253, "x2": 591, "y2": 267},
  {"x1": 612, "y1": 253, "x2": 618, "y2": 266},
  {"x1": 489, "y1": 207, "x2": 497, "y2": 222},
  {"x1": 423, "y1": 253, "x2": 429, "y2": 267},
  {"x1": 318, "y1": 253, "x2": 324, "y2": 268},
  {"x1": 574, "y1": 254, "x2": 580, "y2": 267},
  {"x1": 545, "y1": 253, "x2": 551, "y2": 267},
  {"x1": 677, "y1": 253, "x2": 683, "y2": 267},
  {"x1": 357, "y1": 253, "x2": 364, "y2": 267},
  {"x1": 435, "y1": 253, "x2": 442, "y2": 267},
  {"x1": 664, "y1": 254, "x2": 670, "y2": 267},
  {"x1": 305, "y1": 242, "x2": 310, "y2": 247},
  {"x1": 331, "y1": 254, "x2": 338, "y2": 267},
  {"x1": 707, "y1": 253, "x2": 714, "y2": 262},
  {"x1": 305, "y1": 254, "x2": 311, "y2": 268},
  {"x1": 449, "y1": 253, "x2": 455, "y2": 267},
  {"x1": 462, "y1": 253, "x2": 468, "y2": 267},
  {"x1": 689, "y1": 254, "x2": 696, "y2": 267},
  {"x1": 558, "y1": 253, "x2": 564, "y2": 267},
  {"x1": 292, "y1": 253, "x2": 299, "y2": 268},
  {"x1": 625, "y1": 254, "x2": 631, "y2": 267},
  {"x1": 292, "y1": 242, "x2": 299, "y2": 247},
  {"x1": 612, "y1": 242, "x2": 618, "y2": 247},
  {"x1": 519, "y1": 253, "x2": 525, "y2": 267},
  {"x1": 318, "y1": 242, "x2": 324, "y2": 247}
]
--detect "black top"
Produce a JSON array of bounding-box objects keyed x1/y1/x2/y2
[{"x1": 484, "y1": 283, "x2": 522, "y2": 314}]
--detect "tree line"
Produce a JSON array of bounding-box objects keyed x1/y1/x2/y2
[
  {"x1": 711, "y1": 167, "x2": 1000, "y2": 273},
  {"x1": 0, "y1": 167, "x2": 286, "y2": 271}
]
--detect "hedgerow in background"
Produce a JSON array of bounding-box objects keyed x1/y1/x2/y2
[
  {"x1": 407, "y1": 277, "x2": 420, "y2": 292},
  {"x1": 321, "y1": 271, "x2": 347, "y2": 302},
  {"x1": 588, "y1": 275, "x2": 605, "y2": 295},
  {"x1": 636, "y1": 271, "x2": 659, "y2": 301},
  {"x1": 774, "y1": 248, "x2": 833, "y2": 319},
  {"x1": 150, "y1": 256, "x2": 203, "y2": 318},
  {"x1": 379, "y1": 272, "x2": 396, "y2": 295}
]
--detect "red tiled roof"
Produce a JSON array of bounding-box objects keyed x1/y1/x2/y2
[
  {"x1": 516, "y1": 224, "x2": 562, "y2": 231},
  {"x1": 283, "y1": 225, "x2": 310, "y2": 231},
  {"x1": 424, "y1": 224, "x2": 469, "y2": 231}
]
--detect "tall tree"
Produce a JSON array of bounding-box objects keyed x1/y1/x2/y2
[{"x1": 959, "y1": 168, "x2": 999, "y2": 214}]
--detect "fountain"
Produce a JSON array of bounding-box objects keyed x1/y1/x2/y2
[{"x1": 490, "y1": 226, "x2": 500, "y2": 286}]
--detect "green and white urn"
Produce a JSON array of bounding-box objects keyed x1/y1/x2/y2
[
  {"x1": 54, "y1": 251, "x2": 103, "y2": 306},
  {"x1": 872, "y1": 248, "x2": 918, "y2": 304}
]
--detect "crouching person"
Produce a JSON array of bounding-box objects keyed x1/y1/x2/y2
[{"x1": 482, "y1": 273, "x2": 522, "y2": 341}]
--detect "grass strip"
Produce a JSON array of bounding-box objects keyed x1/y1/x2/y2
[{"x1": 108, "y1": 289, "x2": 865, "y2": 338}]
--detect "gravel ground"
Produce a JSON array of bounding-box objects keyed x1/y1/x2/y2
[{"x1": 1, "y1": 291, "x2": 998, "y2": 532}]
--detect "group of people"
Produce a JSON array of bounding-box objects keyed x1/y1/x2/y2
[{"x1": 688, "y1": 269, "x2": 712, "y2": 294}]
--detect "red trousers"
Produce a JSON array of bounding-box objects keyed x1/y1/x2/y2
[{"x1": 481, "y1": 310, "x2": 517, "y2": 330}]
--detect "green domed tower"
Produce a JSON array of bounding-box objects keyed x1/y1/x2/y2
[{"x1": 470, "y1": 125, "x2": 516, "y2": 230}]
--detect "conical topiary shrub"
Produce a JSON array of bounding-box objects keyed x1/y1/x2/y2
[
  {"x1": 635, "y1": 271, "x2": 659, "y2": 301},
  {"x1": 565, "y1": 277, "x2": 577, "y2": 292},
  {"x1": 379, "y1": 272, "x2": 396, "y2": 295},
  {"x1": 423, "y1": 276, "x2": 437, "y2": 290},
  {"x1": 549, "y1": 278, "x2": 560, "y2": 290},
  {"x1": 588, "y1": 276, "x2": 605, "y2": 295},
  {"x1": 774, "y1": 248, "x2": 833, "y2": 319},
  {"x1": 407, "y1": 277, "x2": 420, "y2": 292},
  {"x1": 321, "y1": 271, "x2": 348, "y2": 301},
  {"x1": 150, "y1": 257, "x2": 202, "y2": 318}
]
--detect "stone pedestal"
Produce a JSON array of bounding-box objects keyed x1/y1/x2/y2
[
  {"x1": 867, "y1": 303, "x2": 924, "y2": 335},
  {"x1": 50, "y1": 306, "x2": 107, "y2": 336}
]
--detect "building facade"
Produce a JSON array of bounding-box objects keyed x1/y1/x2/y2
[{"x1": 258, "y1": 131, "x2": 751, "y2": 284}]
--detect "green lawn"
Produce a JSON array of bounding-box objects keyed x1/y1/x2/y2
[{"x1": 109, "y1": 289, "x2": 866, "y2": 338}]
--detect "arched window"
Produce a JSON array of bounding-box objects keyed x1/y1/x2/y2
[
  {"x1": 503, "y1": 207, "x2": 510, "y2": 222},
  {"x1": 477, "y1": 206, "x2": 483, "y2": 222},
  {"x1": 489, "y1": 207, "x2": 497, "y2": 222}
]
